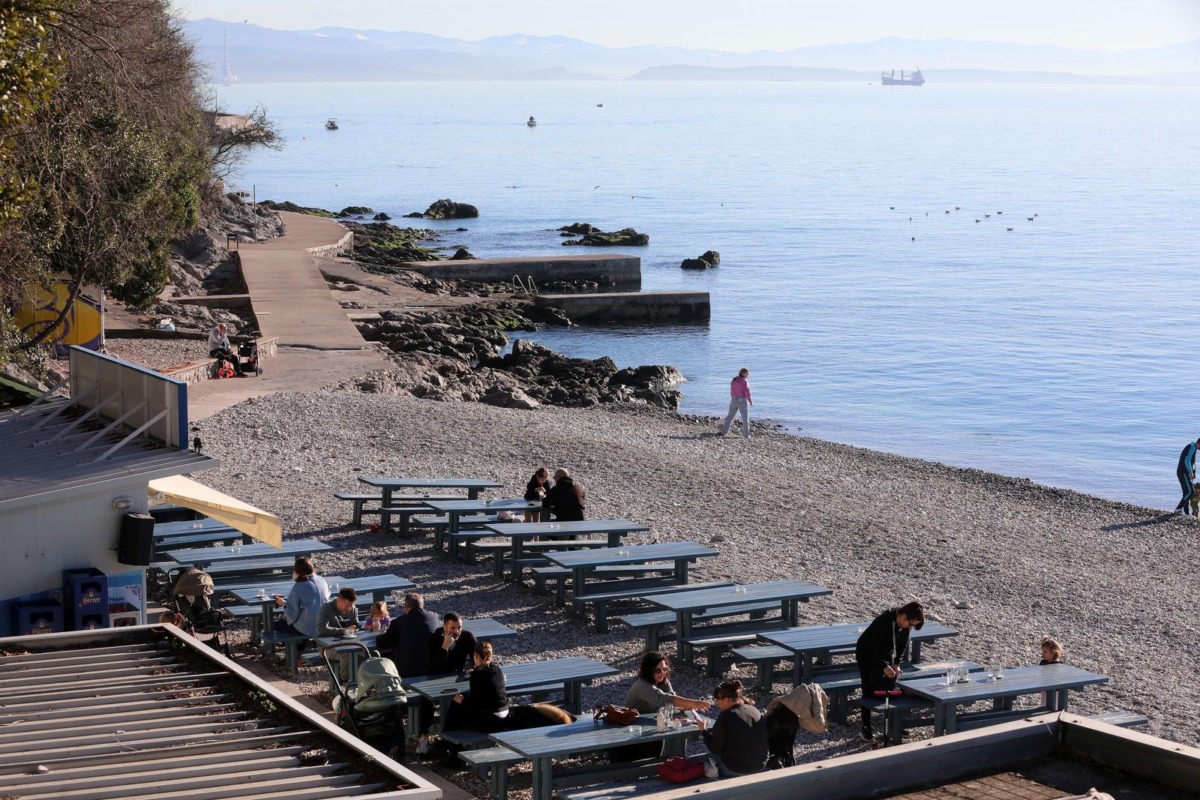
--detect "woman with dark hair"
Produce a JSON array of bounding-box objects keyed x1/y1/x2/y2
[
  {"x1": 523, "y1": 467, "x2": 552, "y2": 522},
  {"x1": 445, "y1": 641, "x2": 509, "y2": 734},
  {"x1": 854, "y1": 600, "x2": 925, "y2": 741},
  {"x1": 270, "y1": 557, "x2": 330, "y2": 639},
  {"x1": 697, "y1": 680, "x2": 768, "y2": 777},
  {"x1": 625, "y1": 651, "x2": 712, "y2": 713}
]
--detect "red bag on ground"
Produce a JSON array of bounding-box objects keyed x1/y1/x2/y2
[
  {"x1": 658, "y1": 757, "x2": 705, "y2": 783},
  {"x1": 217, "y1": 361, "x2": 234, "y2": 379}
]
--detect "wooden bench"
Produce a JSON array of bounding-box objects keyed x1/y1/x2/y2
[
  {"x1": 731, "y1": 644, "x2": 794, "y2": 692},
  {"x1": 532, "y1": 563, "x2": 678, "y2": 605},
  {"x1": 460, "y1": 746, "x2": 527, "y2": 799},
  {"x1": 815, "y1": 660, "x2": 982, "y2": 724},
  {"x1": 616, "y1": 594, "x2": 775, "y2": 650},
  {"x1": 464, "y1": 540, "x2": 610, "y2": 578},
  {"x1": 681, "y1": 615, "x2": 791, "y2": 676},
  {"x1": 335, "y1": 492, "x2": 458, "y2": 526},
  {"x1": 260, "y1": 631, "x2": 311, "y2": 675},
  {"x1": 580, "y1": 581, "x2": 733, "y2": 637},
  {"x1": 1091, "y1": 709, "x2": 1149, "y2": 728},
  {"x1": 559, "y1": 765, "x2": 714, "y2": 800},
  {"x1": 853, "y1": 695, "x2": 934, "y2": 745}
]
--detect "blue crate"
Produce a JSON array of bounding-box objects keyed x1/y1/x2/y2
[
  {"x1": 13, "y1": 601, "x2": 63, "y2": 636},
  {"x1": 63, "y1": 568, "x2": 109, "y2": 630}
]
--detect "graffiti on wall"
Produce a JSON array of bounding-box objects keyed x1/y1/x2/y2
[{"x1": 12, "y1": 280, "x2": 104, "y2": 355}]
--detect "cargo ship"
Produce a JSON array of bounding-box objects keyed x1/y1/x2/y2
[{"x1": 881, "y1": 69, "x2": 925, "y2": 86}]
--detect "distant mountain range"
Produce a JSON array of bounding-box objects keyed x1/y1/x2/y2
[{"x1": 183, "y1": 19, "x2": 1200, "y2": 84}]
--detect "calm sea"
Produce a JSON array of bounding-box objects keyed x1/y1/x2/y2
[{"x1": 216, "y1": 80, "x2": 1200, "y2": 509}]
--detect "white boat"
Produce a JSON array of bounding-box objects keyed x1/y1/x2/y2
[{"x1": 325, "y1": 118, "x2": 339, "y2": 130}]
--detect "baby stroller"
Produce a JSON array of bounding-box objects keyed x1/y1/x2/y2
[
  {"x1": 235, "y1": 335, "x2": 263, "y2": 376},
  {"x1": 324, "y1": 642, "x2": 408, "y2": 761},
  {"x1": 170, "y1": 567, "x2": 235, "y2": 657}
]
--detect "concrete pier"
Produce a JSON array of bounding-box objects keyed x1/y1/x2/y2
[
  {"x1": 534, "y1": 291, "x2": 710, "y2": 323},
  {"x1": 399, "y1": 254, "x2": 641, "y2": 288}
]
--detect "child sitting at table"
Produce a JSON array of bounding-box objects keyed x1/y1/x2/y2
[
  {"x1": 1039, "y1": 636, "x2": 1063, "y2": 665},
  {"x1": 363, "y1": 600, "x2": 391, "y2": 632}
]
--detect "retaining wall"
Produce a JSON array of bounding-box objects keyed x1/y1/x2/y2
[{"x1": 400, "y1": 254, "x2": 641, "y2": 287}]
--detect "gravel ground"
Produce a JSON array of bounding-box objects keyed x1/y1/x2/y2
[
  {"x1": 100, "y1": 338, "x2": 209, "y2": 372},
  {"x1": 190, "y1": 387, "x2": 1200, "y2": 779}
]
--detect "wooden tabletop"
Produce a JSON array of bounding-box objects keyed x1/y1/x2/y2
[
  {"x1": 543, "y1": 541, "x2": 718, "y2": 569},
  {"x1": 422, "y1": 499, "x2": 544, "y2": 513},
  {"x1": 642, "y1": 579, "x2": 832, "y2": 612},
  {"x1": 482, "y1": 519, "x2": 650, "y2": 538},
  {"x1": 162, "y1": 538, "x2": 331, "y2": 565},
  {"x1": 491, "y1": 714, "x2": 698, "y2": 758},
  {"x1": 404, "y1": 656, "x2": 616, "y2": 700},
  {"x1": 760, "y1": 620, "x2": 959, "y2": 652},
  {"x1": 358, "y1": 477, "x2": 504, "y2": 490},
  {"x1": 153, "y1": 518, "x2": 237, "y2": 537},
  {"x1": 902, "y1": 662, "x2": 1107, "y2": 703}
]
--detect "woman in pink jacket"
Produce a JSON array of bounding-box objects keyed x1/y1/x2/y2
[{"x1": 718, "y1": 368, "x2": 753, "y2": 438}]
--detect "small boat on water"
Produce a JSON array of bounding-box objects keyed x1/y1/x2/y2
[
  {"x1": 325, "y1": 117, "x2": 339, "y2": 130},
  {"x1": 527, "y1": 116, "x2": 537, "y2": 127},
  {"x1": 881, "y1": 69, "x2": 924, "y2": 86}
]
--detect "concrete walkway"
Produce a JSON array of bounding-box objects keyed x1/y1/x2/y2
[{"x1": 186, "y1": 212, "x2": 391, "y2": 421}]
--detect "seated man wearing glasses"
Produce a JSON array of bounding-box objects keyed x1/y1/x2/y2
[{"x1": 855, "y1": 600, "x2": 925, "y2": 742}]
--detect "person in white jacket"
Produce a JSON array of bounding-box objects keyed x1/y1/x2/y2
[{"x1": 207, "y1": 322, "x2": 245, "y2": 376}]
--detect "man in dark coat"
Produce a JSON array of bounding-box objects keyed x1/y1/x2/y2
[
  {"x1": 377, "y1": 592, "x2": 441, "y2": 753},
  {"x1": 854, "y1": 601, "x2": 924, "y2": 741},
  {"x1": 543, "y1": 468, "x2": 585, "y2": 521},
  {"x1": 427, "y1": 611, "x2": 478, "y2": 676}
]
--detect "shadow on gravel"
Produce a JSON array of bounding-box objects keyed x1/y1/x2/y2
[{"x1": 1100, "y1": 514, "x2": 1178, "y2": 531}]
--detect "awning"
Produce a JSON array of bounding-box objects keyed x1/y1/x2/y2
[{"x1": 148, "y1": 475, "x2": 282, "y2": 547}]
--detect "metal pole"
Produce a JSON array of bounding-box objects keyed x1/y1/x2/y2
[{"x1": 252, "y1": 184, "x2": 258, "y2": 242}]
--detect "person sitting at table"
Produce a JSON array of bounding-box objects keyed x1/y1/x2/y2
[
  {"x1": 697, "y1": 680, "x2": 768, "y2": 778},
  {"x1": 854, "y1": 600, "x2": 925, "y2": 742},
  {"x1": 417, "y1": 611, "x2": 478, "y2": 754},
  {"x1": 271, "y1": 557, "x2": 331, "y2": 640},
  {"x1": 611, "y1": 651, "x2": 712, "y2": 762},
  {"x1": 363, "y1": 600, "x2": 391, "y2": 632},
  {"x1": 377, "y1": 592, "x2": 440, "y2": 752},
  {"x1": 1039, "y1": 636, "x2": 1064, "y2": 665},
  {"x1": 444, "y1": 640, "x2": 509, "y2": 734},
  {"x1": 543, "y1": 468, "x2": 585, "y2": 521},
  {"x1": 523, "y1": 467, "x2": 552, "y2": 522},
  {"x1": 317, "y1": 587, "x2": 360, "y2": 680}
]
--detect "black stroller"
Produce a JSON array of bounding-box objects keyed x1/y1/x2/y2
[
  {"x1": 235, "y1": 334, "x2": 263, "y2": 376},
  {"x1": 169, "y1": 567, "x2": 235, "y2": 657},
  {"x1": 323, "y1": 642, "x2": 408, "y2": 761}
]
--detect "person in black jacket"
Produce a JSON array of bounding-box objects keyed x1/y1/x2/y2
[
  {"x1": 427, "y1": 611, "x2": 478, "y2": 676},
  {"x1": 444, "y1": 640, "x2": 509, "y2": 734},
  {"x1": 523, "y1": 467, "x2": 552, "y2": 522},
  {"x1": 543, "y1": 468, "x2": 585, "y2": 521},
  {"x1": 855, "y1": 601, "x2": 924, "y2": 741},
  {"x1": 376, "y1": 592, "x2": 440, "y2": 752}
]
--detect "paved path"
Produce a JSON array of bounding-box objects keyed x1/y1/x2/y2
[{"x1": 186, "y1": 212, "x2": 391, "y2": 421}]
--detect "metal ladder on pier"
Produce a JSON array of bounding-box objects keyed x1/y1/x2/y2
[{"x1": 513, "y1": 275, "x2": 539, "y2": 295}]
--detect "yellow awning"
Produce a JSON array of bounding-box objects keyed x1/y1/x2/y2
[{"x1": 148, "y1": 475, "x2": 282, "y2": 548}]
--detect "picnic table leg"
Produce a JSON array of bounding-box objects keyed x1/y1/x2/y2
[
  {"x1": 532, "y1": 757, "x2": 551, "y2": 800},
  {"x1": 673, "y1": 559, "x2": 688, "y2": 584},
  {"x1": 911, "y1": 641, "x2": 923, "y2": 662},
  {"x1": 468, "y1": 488, "x2": 482, "y2": 500},
  {"x1": 606, "y1": 532, "x2": 621, "y2": 547},
  {"x1": 677, "y1": 612, "x2": 692, "y2": 664},
  {"x1": 407, "y1": 701, "x2": 421, "y2": 735},
  {"x1": 508, "y1": 539, "x2": 525, "y2": 582},
  {"x1": 352, "y1": 499, "x2": 364, "y2": 527},
  {"x1": 943, "y1": 703, "x2": 958, "y2": 735},
  {"x1": 380, "y1": 488, "x2": 393, "y2": 532}
]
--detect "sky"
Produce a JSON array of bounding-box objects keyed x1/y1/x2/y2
[{"x1": 177, "y1": 0, "x2": 1200, "y2": 52}]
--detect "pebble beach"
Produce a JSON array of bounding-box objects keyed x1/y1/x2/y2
[{"x1": 190, "y1": 384, "x2": 1200, "y2": 763}]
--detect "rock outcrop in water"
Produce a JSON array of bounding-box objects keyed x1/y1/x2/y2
[
  {"x1": 405, "y1": 199, "x2": 480, "y2": 219},
  {"x1": 558, "y1": 224, "x2": 650, "y2": 247},
  {"x1": 681, "y1": 250, "x2": 720, "y2": 270}
]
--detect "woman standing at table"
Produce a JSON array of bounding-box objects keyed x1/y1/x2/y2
[
  {"x1": 523, "y1": 467, "x2": 552, "y2": 522},
  {"x1": 697, "y1": 680, "x2": 768, "y2": 777},
  {"x1": 854, "y1": 600, "x2": 925, "y2": 742}
]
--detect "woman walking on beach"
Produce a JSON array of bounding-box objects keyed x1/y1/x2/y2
[
  {"x1": 1175, "y1": 437, "x2": 1200, "y2": 516},
  {"x1": 718, "y1": 368, "x2": 753, "y2": 438}
]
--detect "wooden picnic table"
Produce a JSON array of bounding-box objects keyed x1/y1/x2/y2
[
  {"x1": 319, "y1": 617, "x2": 517, "y2": 677},
  {"x1": 422, "y1": 499, "x2": 544, "y2": 535},
  {"x1": 642, "y1": 579, "x2": 832, "y2": 663},
  {"x1": 153, "y1": 530, "x2": 249, "y2": 553},
  {"x1": 543, "y1": 541, "x2": 718, "y2": 603},
  {"x1": 153, "y1": 518, "x2": 236, "y2": 538},
  {"x1": 226, "y1": 573, "x2": 415, "y2": 645},
  {"x1": 480, "y1": 520, "x2": 650, "y2": 581},
  {"x1": 901, "y1": 662, "x2": 1109, "y2": 735},
  {"x1": 759, "y1": 620, "x2": 960, "y2": 683},
  {"x1": 490, "y1": 714, "x2": 700, "y2": 800},
  {"x1": 161, "y1": 538, "x2": 331, "y2": 570},
  {"x1": 404, "y1": 656, "x2": 617, "y2": 731},
  {"x1": 358, "y1": 477, "x2": 504, "y2": 534}
]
